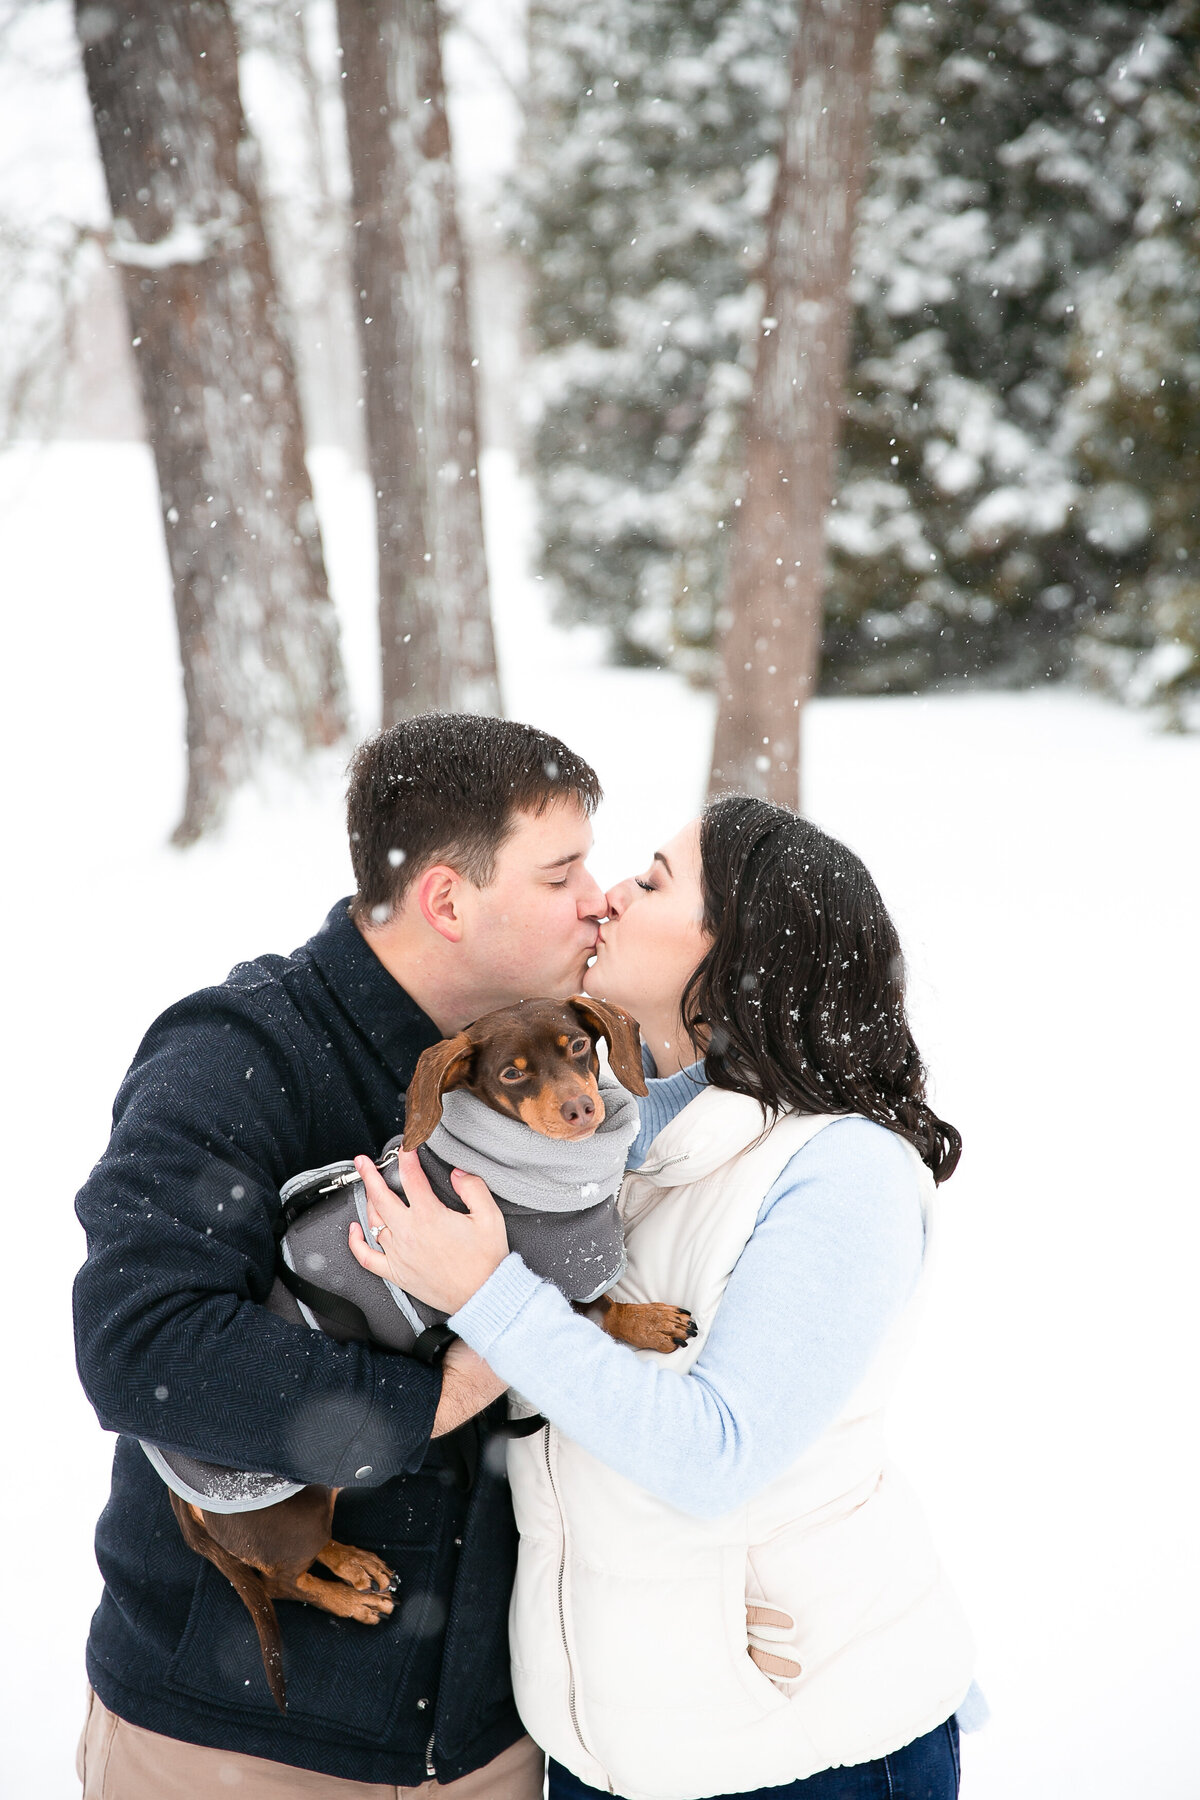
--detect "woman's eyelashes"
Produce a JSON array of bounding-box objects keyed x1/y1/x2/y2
[{"x1": 635, "y1": 876, "x2": 655, "y2": 893}]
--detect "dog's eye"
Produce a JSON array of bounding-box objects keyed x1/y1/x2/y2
[
  {"x1": 569, "y1": 1037, "x2": 590, "y2": 1057},
  {"x1": 499, "y1": 1066, "x2": 527, "y2": 1084}
]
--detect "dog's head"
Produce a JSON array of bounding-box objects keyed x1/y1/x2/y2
[{"x1": 402, "y1": 996, "x2": 647, "y2": 1150}]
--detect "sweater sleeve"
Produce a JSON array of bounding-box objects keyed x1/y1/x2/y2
[
  {"x1": 449, "y1": 1117, "x2": 924, "y2": 1518},
  {"x1": 73, "y1": 994, "x2": 440, "y2": 1488}
]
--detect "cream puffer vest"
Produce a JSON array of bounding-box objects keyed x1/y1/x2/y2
[{"x1": 506, "y1": 1087, "x2": 975, "y2": 1800}]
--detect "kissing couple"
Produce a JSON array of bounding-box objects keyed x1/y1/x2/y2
[{"x1": 75, "y1": 713, "x2": 978, "y2": 1800}]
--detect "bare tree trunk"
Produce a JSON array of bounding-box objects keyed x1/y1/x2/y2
[
  {"x1": 337, "y1": 0, "x2": 500, "y2": 722},
  {"x1": 75, "y1": 0, "x2": 348, "y2": 844},
  {"x1": 234, "y1": 0, "x2": 368, "y2": 463},
  {"x1": 286, "y1": 3, "x2": 369, "y2": 464},
  {"x1": 709, "y1": 0, "x2": 881, "y2": 805}
]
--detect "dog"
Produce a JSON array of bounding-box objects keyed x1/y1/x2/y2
[
  {"x1": 162, "y1": 996, "x2": 694, "y2": 1711},
  {"x1": 399, "y1": 996, "x2": 697, "y2": 1352}
]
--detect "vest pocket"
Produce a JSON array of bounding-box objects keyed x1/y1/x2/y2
[
  {"x1": 746, "y1": 1605, "x2": 803, "y2": 1685},
  {"x1": 743, "y1": 1556, "x2": 803, "y2": 1697},
  {"x1": 719, "y1": 1548, "x2": 792, "y2": 1716}
]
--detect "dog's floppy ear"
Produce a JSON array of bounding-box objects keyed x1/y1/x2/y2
[
  {"x1": 568, "y1": 996, "x2": 649, "y2": 1095},
  {"x1": 403, "y1": 1033, "x2": 474, "y2": 1149}
]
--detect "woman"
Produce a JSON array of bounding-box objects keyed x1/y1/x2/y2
[{"x1": 350, "y1": 797, "x2": 979, "y2": 1800}]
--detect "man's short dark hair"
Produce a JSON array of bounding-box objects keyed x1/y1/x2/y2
[{"x1": 347, "y1": 714, "x2": 602, "y2": 921}]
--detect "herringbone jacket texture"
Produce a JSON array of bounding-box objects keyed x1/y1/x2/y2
[{"x1": 73, "y1": 899, "x2": 524, "y2": 1784}]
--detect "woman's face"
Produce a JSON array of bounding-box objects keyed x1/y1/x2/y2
[{"x1": 588, "y1": 819, "x2": 710, "y2": 1023}]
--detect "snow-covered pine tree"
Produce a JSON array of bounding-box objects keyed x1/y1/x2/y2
[
  {"x1": 520, "y1": 0, "x2": 1198, "y2": 703},
  {"x1": 517, "y1": 0, "x2": 794, "y2": 668},
  {"x1": 1069, "y1": 9, "x2": 1200, "y2": 727},
  {"x1": 824, "y1": 0, "x2": 1194, "y2": 694}
]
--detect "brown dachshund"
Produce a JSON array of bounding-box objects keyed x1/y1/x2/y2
[
  {"x1": 172, "y1": 995, "x2": 692, "y2": 1711},
  {"x1": 402, "y1": 996, "x2": 695, "y2": 1353}
]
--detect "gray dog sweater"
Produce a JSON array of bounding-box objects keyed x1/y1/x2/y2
[{"x1": 142, "y1": 1074, "x2": 640, "y2": 1512}]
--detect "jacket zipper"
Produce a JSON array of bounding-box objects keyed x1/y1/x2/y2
[
  {"x1": 543, "y1": 1425, "x2": 614, "y2": 1792},
  {"x1": 424, "y1": 1733, "x2": 436, "y2": 1779}
]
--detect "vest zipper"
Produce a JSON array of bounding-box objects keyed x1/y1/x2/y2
[
  {"x1": 543, "y1": 1425, "x2": 614, "y2": 1792},
  {"x1": 424, "y1": 1733, "x2": 436, "y2": 1779},
  {"x1": 635, "y1": 1152, "x2": 689, "y2": 1177}
]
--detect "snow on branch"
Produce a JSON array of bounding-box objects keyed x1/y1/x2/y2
[{"x1": 107, "y1": 217, "x2": 228, "y2": 269}]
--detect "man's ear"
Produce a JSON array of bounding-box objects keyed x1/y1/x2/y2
[
  {"x1": 415, "y1": 864, "x2": 464, "y2": 944},
  {"x1": 568, "y1": 996, "x2": 648, "y2": 1095},
  {"x1": 403, "y1": 1033, "x2": 475, "y2": 1148}
]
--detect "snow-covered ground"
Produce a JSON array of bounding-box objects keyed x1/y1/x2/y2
[{"x1": 2, "y1": 438, "x2": 1199, "y2": 1796}]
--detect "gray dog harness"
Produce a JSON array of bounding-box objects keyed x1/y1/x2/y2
[{"x1": 142, "y1": 1077, "x2": 639, "y2": 1512}]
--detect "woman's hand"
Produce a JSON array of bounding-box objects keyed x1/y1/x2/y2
[{"x1": 347, "y1": 1149, "x2": 510, "y2": 1314}]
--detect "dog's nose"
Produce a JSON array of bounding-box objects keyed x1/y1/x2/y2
[{"x1": 560, "y1": 1094, "x2": 596, "y2": 1126}]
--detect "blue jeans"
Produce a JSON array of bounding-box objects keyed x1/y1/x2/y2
[{"x1": 547, "y1": 1715, "x2": 960, "y2": 1800}]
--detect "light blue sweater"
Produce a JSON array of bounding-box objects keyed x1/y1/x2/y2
[
  {"x1": 449, "y1": 1064, "x2": 988, "y2": 1732},
  {"x1": 451, "y1": 1065, "x2": 924, "y2": 1514}
]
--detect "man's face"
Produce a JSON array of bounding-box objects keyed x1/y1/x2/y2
[{"x1": 457, "y1": 799, "x2": 608, "y2": 1002}]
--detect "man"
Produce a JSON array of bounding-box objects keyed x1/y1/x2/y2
[{"x1": 73, "y1": 714, "x2": 608, "y2": 1797}]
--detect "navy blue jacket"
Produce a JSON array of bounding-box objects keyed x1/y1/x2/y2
[{"x1": 74, "y1": 899, "x2": 525, "y2": 1784}]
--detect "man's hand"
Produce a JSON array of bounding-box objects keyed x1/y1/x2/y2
[
  {"x1": 430, "y1": 1338, "x2": 508, "y2": 1437},
  {"x1": 347, "y1": 1149, "x2": 510, "y2": 1312}
]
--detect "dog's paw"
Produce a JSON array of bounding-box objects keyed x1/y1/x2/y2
[
  {"x1": 607, "y1": 1301, "x2": 696, "y2": 1354},
  {"x1": 343, "y1": 1587, "x2": 395, "y2": 1624},
  {"x1": 658, "y1": 1305, "x2": 698, "y2": 1352},
  {"x1": 318, "y1": 1541, "x2": 397, "y2": 1594}
]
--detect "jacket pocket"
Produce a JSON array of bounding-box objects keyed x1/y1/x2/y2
[{"x1": 166, "y1": 1484, "x2": 446, "y2": 1742}]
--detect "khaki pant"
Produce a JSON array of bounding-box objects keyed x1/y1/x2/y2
[{"x1": 77, "y1": 1688, "x2": 546, "y2": 1799}]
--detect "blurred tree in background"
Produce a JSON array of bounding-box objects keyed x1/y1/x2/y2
[
  {"x1": 5, "y1": 0, "x2": 1197, "y2": 814},
  {"x1": 710, "y1": 0, "x2": 882, "y2": 800},
  {"x1": 75, "y1": 0, "x2": 348, "y2": 843},
  {"x1": 52, "y1": 0, "x2": 497, "y2": 840},
  {"x1": 338, "y1": 0, "x2": 500, "y2": 723},
  {"x1": 517, "y1": 0, "x2": 794, "y2": 672},
  {"x1": 233, "y1": 0, "x2": 367, "y2": 463},
  {"x1": 519, "y1": 0, "x2": 1200, "y2": 724},
  {"x1": 1071, "y1": 21, "x2": 1200, "y2": 727},
  {"x1": 827, "y1": 0, "x2": 1196, "y2": 704}
]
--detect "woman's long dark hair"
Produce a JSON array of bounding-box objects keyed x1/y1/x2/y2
[{"x1": 682, "y1": 796, "x2": 961, "y2": 1183}]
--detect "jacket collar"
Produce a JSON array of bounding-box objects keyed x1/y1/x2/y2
[
  {"x1": 306, "y1": 897, "x2": 442, "y2": 1086},
  {"x1": 636, "y1": 1087, "x2": 845, "y2": 1187}
]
